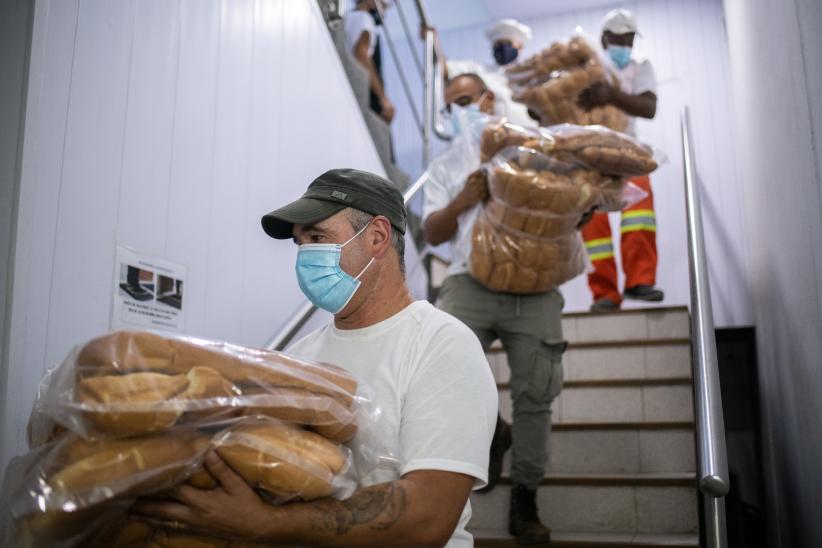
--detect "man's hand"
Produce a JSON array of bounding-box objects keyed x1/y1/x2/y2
[
  {"x1": 131, "y1": 451, "x2": 275, "y2": 541},
  {"x1": 453, "y1": 169, "x2": 489, "y2": 212},
  {"x1": 578, "y1": 82, "x2": 615, "y2": 111},
  {"x1": 380, "y1": 97, "x2": 395, "y2": 124}
]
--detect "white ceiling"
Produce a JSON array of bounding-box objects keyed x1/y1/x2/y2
[{"x1": 386, "y1": 0, "x2": 629, "y2": 34}]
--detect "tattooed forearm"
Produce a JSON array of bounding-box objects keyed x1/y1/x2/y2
[{"x1": 313, "y1": 482, "x2": 408, "y2": 534}]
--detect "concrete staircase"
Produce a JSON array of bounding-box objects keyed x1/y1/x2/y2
[{"x1": 469, "y1": 306, "x2": 699, "y2": 547}]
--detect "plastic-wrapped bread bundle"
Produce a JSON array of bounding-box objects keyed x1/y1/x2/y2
[
  {"x1": 28, "y1": 330, "x2": 362, "y2": 443},
  {"x1": 480, "y1": 119, "x2": 659, "y2": 177},
  {"x1": 468, "y1": 147, "x2": 603, "y2": 294},
  {"x1": 505, "y1": 35, "x2": 596, "y2": 87},
  {"x1": 2, "y1": 331, "x2": 398, "y2": 548},
  {"x1": 505, "y1": 32, "x2": 629, "y2": 132}
]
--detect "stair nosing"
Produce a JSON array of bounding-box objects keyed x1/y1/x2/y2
[
  {"x1": 486, "y1": 338, "x2": 690, "y2": 353},
  {"x1": 561, "y1": 305, "x2": 689, "y2": 318},
  {"x1": 489, "y1": 472, "x2": 696, "y2": 488},
  {"x1": 552, "y1": 421, "x2": 695, "y2": 431},
  {"x1": 496, "y1": 377, "x2": 692, "y2": 390},
  {"x1": 469, "y1": 529, "x2": 699, "y2": 547}
]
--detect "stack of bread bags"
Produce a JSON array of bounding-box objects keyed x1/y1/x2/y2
[
  {"x1": 505, "y1": 34, "x2": 630, "y2": 132},
  {"x1": 1, "y1": 330, "x2": 374, "y2": 548},
  {"x1": 468, "y1": 119, "x2": 658, "y2": 294}
]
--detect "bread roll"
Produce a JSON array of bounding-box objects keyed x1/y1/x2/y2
[
  {"x1": 215, "y1": 423, "x2": 348, "y2": 501},
  {"x1": 76, "y1": 331, "x2": 358, "y2": 408},
  {"x1": 241, "y1": 386, "x2": 358, "y2": 443},
  {"x1": 49, "y1": 431, "x2": 207, "y2": 497},
  {"x1": 76, "y1": 372, "x2": 189, "y2": 436}
]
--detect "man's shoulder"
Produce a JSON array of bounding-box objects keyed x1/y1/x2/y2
[{"x1": 407, "y1": 301, "x2": 482, "y2": 349}]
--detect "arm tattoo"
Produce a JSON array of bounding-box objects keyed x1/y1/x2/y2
[{"x1": 314, "y1": 482, "x2": 408, "y2": 535}]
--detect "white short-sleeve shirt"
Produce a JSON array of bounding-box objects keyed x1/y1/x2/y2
[
  {"x1": 345, "y1": 10, "x2": 377, "y2": 57},
  {"x1": 609, "y1": 55, "x2": 658, "y2": 135},
  {"x1": 421, "y1": 133, "x2": 483, "y2": 277},
  {"x1": 287, "y1": 301, "x2": 498, "y2": 548}
]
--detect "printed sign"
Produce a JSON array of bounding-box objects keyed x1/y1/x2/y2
[{"x1": 112, "y1": 245, "x2": 186, "y2": 332}]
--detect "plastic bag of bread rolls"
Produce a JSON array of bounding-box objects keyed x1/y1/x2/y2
[
  {"x1": 480, "y1": 119, "x2": 659, "y2": 177},
  {"x1": 504, "y1": 30, "x2": 631, "y2": 131},
  {"x1": 28, "y1": 330, "x2": 369, "y2": 444},
  {"x1": 1, "y1": 417, "x2": 358, "y2": 548},
  {"x1": 467, "y1": 147, "x2": 597, "y2": 294}
]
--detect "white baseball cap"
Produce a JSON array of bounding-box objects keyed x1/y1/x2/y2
[
  {"x1": 602, "y1": 9, "x2": 641, "y2": 36},
  {"x1": 485, "y1": 19, "x2": 533, "y2": 45}
]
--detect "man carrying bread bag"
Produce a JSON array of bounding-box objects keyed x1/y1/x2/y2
[
  {"x1": 133, "y1": 169, "x2": 498, "y2": 547},
  {"x1": 422, "y1": 73, "x2": 564, "y2": 545}
]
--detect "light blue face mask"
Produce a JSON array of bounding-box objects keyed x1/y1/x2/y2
[
  {"x1": 295, "y1": 223, "x2": 375, "y2": 314},
  {"x1": 449, "y1": 96, "x2": 488, "y2": 137},
  {"x1": 607, "y1": 44, "x2": 632, "y2": 69}
]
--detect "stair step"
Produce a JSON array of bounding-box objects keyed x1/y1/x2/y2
[
  {"x1": 487, "y1": 340, "x2": 692, "y2": 384},
  {"x1": 498, "y1": 473, "x2": 695, "y2": 487},
  {"x1": 496, "y1": 378, "x2": 692, "y2": 390},
  {"x1": 498, "y1": 423, "x2": 696, "y2": 475},
  {"x1": 562, "y1": 307, "x2": 689, "y2": 344},
  {"x1": 471, "y1": 530, "x2": 699, "y2": 547},
  {"x1": 469, "y1": 480, "x2": 698, "y2": 534},
  {"x1": 498, "y1": 384, "x2": 694, "y2": 425}
]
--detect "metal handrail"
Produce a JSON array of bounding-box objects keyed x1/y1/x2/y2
[
  {"x1": 681, "y1": 106, "x2": 729, "y2": 548},
  {"x1": 264, "y1": 170, "x2": 430, "y2": 351}
]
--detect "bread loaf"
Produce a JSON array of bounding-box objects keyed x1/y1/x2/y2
[
  {"x1": 77, "y1": 331, "x2": 358, "y2": 407},
  {"x1": 65, "y1": 331, "x2": 361, "y2": 438},
  {"x1": 76, "y1": 372, "x2": 190, "y2": 436},
  {"x1": 215, "y1": 423, "x2": 348, "y2": 502}
]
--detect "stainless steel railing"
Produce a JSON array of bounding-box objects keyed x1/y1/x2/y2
[{"x1": 681, "y1": 105, "x2": 730, "y2": 548}]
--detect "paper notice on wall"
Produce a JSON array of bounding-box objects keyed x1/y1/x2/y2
[{"x1": 112, "y1": 245, "x2": 187, "y2": 332}]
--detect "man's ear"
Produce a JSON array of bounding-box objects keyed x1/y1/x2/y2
[
  {"x1": 481, "y1": 90, "x2": 496, "y2": 114},
  {"x1": 369, "y1": 216, "x2": 393, "y2": 259}
]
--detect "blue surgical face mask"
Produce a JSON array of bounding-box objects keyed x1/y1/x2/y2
[
  {"x1": 295, "y1": 223, "x2": 375, "y2": 314},
  {"x1": 449, "y1": 95, "x2": 488, "y2": 137},
  {"x1": 607, "y1": 44, "x2": 632, "y2": 69}
]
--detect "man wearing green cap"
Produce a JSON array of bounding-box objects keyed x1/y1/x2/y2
[{"x1": 133, "y1": 168, "x2": 498, "y2": 547}]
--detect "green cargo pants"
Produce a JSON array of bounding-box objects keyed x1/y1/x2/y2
[{"x1": 437, "y1": 274, "x2": 565, "y2": 490}]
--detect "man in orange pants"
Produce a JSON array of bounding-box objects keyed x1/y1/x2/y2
[{"x1": 578, "y1": 9, "x2": 664, "y2": 310}]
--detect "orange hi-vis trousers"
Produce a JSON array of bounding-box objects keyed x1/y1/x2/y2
[{"x1": 581, "y1": 175, "x2": 657, "y2": 305}]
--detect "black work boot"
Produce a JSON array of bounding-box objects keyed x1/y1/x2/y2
[
  {"x1": 624, "y1": 284, "x2": 665, "y2": 302},
  {"x1": 477, "y1": 415, "x2": 512, "y2": 494},
  {"x1": 509, "y1": 484, "x2": 552, "y2": 545}
]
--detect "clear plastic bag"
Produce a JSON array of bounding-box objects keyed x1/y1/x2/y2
[
  {"x1": 467, "y1": 147, "x2": 603, "y2": 294},
  {"x1": 480, "y1": 119, "x2": 659, "y2": 177},
  {"x1": 505, "y1": 30, "x2": 630, "y2": 132},
  {"x1": 2, "y1": 330, "x2": 398, "y2": 548},
  {"x1": 29, "y1": 331, "x2": 368, "y2": 443}
]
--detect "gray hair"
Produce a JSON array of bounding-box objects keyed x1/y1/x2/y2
[{"x1": 344, "y1": 208, "x2": 406, "y2": 277}]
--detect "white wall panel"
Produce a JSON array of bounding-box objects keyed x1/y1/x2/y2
[
  {"x1": 2, "y1": 0, "x2": 386, "y2": 467},
  {"x1": 724, "y1": 0, "x2": 822, "y2": 545},
  {"x1": 384, "y1": 0, "x2": 753, "y2": 326}
]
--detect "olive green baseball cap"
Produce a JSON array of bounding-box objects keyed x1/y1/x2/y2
[{"x1": 261, "y1": 168, "x2": 406, "y2": 239}]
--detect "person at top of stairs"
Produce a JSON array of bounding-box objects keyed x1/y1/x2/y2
[
  {"x1": 346, "y1": 0, "x2": 395, "y2": 124},
  {"x1": 578, "y1": 9, "x2": 665, "y2": 312},
  {"x1": 423, "y1": 73, "x2": 564, "y2": 545}
]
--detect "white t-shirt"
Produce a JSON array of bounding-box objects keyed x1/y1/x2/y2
[
  {"x1": 345, "y1": 11, "x2": 377, "y2": 57},
  {"x1": 287, "y1": 300, "x2": 498, "y2": 548},
  {"x1": 448, "y1": 59, "x2": 538, "y2": 128},
  {"x1": 608, "y1": 55, "x2": 657, "y2": 136},
  {"x1": 421, "y1": 132, "x2": 482, "y2": 277}
]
